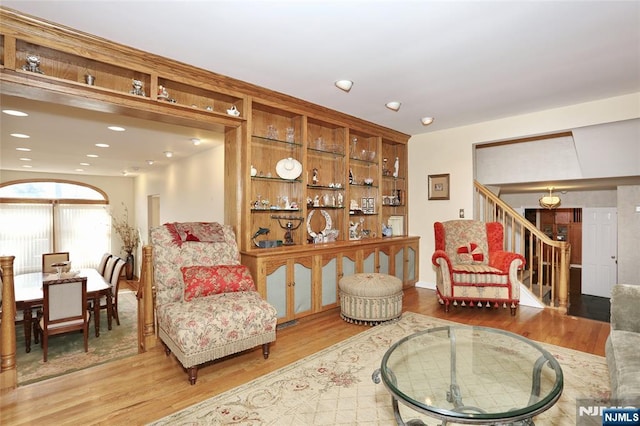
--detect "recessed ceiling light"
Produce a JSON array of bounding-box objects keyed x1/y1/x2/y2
[
  {"x1": 19, "y1": 157, "x2": 31, "y2": 161},
  {"x1": 95, "y1": 143, "x2": 110, "y2": 148},
  {"x1": 146, "y1": 160, "x2": 155, "y2": 165},
  {"x1": 16, "y1": 147, "x2": 31, "y2": 152},
  {"x1": 10, "y1": 133, "x2": 30, "y2": 138},
  {"x1": 164, "y1": 151, "x2": 173, "y2": 158},
  {"x1": 80, "y1": 162, "x2": 90, "y2": 166},
  {"x1": 421, "y1": 117, "x2": 434, "y2": 126},
  {"x1": 87, "y1": 154, "x2": 99, "y2": 158},
  {"x1": 22, "y1": 164, "x2": 32, "y2": 168},
  {"x1": 122, "y1": 171, "x2": 129, "y2": 176},
  {"x1": 191, "y1": 138, "x2": 201, "y2": 146},
  {"x1": 334, "y1": 80, "x2": 353, "y2": 92},
  {"x1": 385, "y1": 101, "x2": 401, "y2": 112},
  {"x1": 2, "y1": 109, "x2": 28, "y2": 117},
  {"x1": 108, "y1": 126, "x2": 125, "y2": 132},
  {"x1": 75, "y1": 168, "x2": 85, "y2": 172}
]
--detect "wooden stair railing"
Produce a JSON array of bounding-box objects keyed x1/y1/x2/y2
[{"x1": 474, "y1": 181, "x2": 571, "y2": 313}]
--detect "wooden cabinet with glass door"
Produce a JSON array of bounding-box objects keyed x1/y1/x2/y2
[
  {"x1": 249, "y1": 103, "x2": 305, "y2": 248},
  {"x1": 305, "y1": 118, "x2": 347, "y2": 244},
  {"x1": 347, "y1": 131, "x2": 381, "y2": 240},
  {"x1": 381, "y1": 139, "x2": 407, "y2": 236}
]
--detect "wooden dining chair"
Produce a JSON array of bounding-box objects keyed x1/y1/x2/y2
[
  {"x1": 102, "y1": 255, "x2": 119, "y2": 282},
  {"x1": 37, "y1": 276, "x2": 88, "y2": 362},
  {"x1": 97, "y1": 253, "x2": 112, "y2": 276},
  {"x1": 42, "y1": 252, "x2": 70, "y2": 274},
  {"x1": 90, "y1": 256, "x2": 126, "y2": 332}
]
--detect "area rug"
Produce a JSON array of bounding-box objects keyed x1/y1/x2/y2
[
  {"x1": 16, "y1": 290, "x2": 138, "y2": 385},
  {"x1": 150, "y1": 312, "x2": 610, "y2": 426}
]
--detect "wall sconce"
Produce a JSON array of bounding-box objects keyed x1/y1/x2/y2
[
  {"x1": 385, "y1": 101, "x2": 401, "y2": 111},
  {"x1": 334, "y1": 80, "x2": 353, "y2": 92},
  {"x1": 539, "y1": 187, "x2": 561, "y2": 209}
]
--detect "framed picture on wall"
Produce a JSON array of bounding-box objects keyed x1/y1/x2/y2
[{"x1": 428, "y1": 174, "x2": 450, "y2": 200}]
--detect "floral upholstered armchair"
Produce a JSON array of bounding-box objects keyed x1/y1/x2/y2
[
  {"x1": 432, "y1": 220, "x2": 525, "y2": 315},
  {"x1": 151, "y1": 222, "x2": 277, "y2": 384}
]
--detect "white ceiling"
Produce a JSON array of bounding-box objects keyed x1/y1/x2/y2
[{"x1": 1, "y1": 1, "x2": 639, "y2": 180}]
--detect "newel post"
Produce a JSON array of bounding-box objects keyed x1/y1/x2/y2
[
  {"x1": 137, "y1": 245, "x2": 156, "y2": 352},
  {"x1": 557, "y1": 242, "x2": 570, "y2": 314},
  {"x1": 1, "y1": 256, "x2": 17, "y2": 392}
]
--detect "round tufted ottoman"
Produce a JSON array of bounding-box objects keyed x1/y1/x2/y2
[{"x1": 339, "y1": 273, "x2": 403, "y2": 325}]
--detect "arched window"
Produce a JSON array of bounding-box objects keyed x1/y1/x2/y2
[{"x1": 0, "y1": 179, "x2": 110, "y2": 274}]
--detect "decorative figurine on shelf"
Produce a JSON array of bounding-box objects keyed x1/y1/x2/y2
[
  {"x1": 313, "y1": 195, "x2": 320, "y2": 207},
  {"x1": 349, "y1": 169, "x2": 354, "y2": 184},
  {"x1": 382, "y1": 158, "x2": 390, "y2": 176},
  {"x1": 337, "y1": 192, "x2": 344, "y2": 207},
  {"x1": 227, "y1": 105, "x2": 240, "y2": 116},
  {"x1": 158, "y1": 85, "x2": 169, "y2": 99},
  {"x1": 252, "y1": 227, "x2": 270, "y2": 247},
  {"x1": 312, "y1": 168, "x2": 319, "y2": 185},
  {"x1": 22, "y1": 55, "x2": 44, "y2": 74},
  {"x1": 130, "y1": 79, "x2": 145, "y2": 96},
  {"x1": 393, "y1": 156, "x2": 400, "y2": 178},
  {"x1": 273, "y1": 215, "x2": 304, "y2": 245}
]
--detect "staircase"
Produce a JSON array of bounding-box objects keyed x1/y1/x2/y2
[{"x1": 474, "y1": 181, "x2": 571, "y2": 313}]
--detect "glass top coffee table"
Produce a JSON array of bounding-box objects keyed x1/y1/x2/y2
[{"x1": 373, "y1": 325, "x2": 563, "y2": 425}]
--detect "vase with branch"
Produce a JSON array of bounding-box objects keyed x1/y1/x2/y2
[{"x1": 111, "y1": 203, "x2": 140, "y2": 280}]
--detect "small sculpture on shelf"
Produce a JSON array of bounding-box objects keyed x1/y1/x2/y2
[
  {"x1": 273, "y1": 215, "x2": 303, "y2": 245},
  {"x1": 312, "y1": 168, "x2": 319, "y2": 185},
  {"x1": 22, "y1": 55, "x2": 44, "y2": 74},
  {"x1": 158, "y1": 85, "x2": 169, "y2": 99},
  {"x1": 382, "y1": 158, "x2": 391, "y2": 176},
  {"x1": 227, "y1": 105, "x2": 240, "y2": 116},
  {"x1": 393, "y1": 157, "x2": 400, "y2": 178},
  {"x1": 130, "y1": 79, "x2": 145, "y2": 96}
]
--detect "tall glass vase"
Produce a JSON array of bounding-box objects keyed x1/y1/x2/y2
[{"x1": 125, "y1": 251, "x2": 134, "y2": 280}]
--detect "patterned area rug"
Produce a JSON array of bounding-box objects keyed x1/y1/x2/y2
[
  {"x1": 16, "y1": 290, "x2": 138, "y2": 385},
  {"x1": 150, "y1": 312, "x2": 610, "y2": 426}
]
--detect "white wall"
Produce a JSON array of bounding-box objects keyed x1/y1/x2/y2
[
  {"x1": 617, "y1": 185, "x2": 640, "y2": 285},
  {"x1": 409, "y1": 92, "x2": 640, "y2": 286},
  {"x1": 134, "y1": 145, "x2": 225, "y2": 246}
]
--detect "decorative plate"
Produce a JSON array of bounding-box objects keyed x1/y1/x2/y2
[{"x1": 275, "y1": 157, "x2": 302, "y2": 180}]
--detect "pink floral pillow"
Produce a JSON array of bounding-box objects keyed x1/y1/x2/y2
[
  {"x1": 165, "y1": 222, "x2": 226, "y2": 246},
  {"x1": 181, "y1": 265, "x2": 256, "y2": 301}
]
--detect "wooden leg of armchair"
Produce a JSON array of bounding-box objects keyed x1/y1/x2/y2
[
  {"x1": 188, "y1": 366, "x2": 198, "y2": 385},
  {"x1": 510, "y1": 306, "x2": 517, "y2": 316},
  {"x1": 262, "y1": 342, "x2": 270, "y2": 359}
]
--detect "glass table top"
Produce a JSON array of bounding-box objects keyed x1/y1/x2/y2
[{"x1": 378, "y1": 325, "x2": 563, "y2": 424}]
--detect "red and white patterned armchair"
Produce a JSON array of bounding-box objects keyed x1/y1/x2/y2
[
  {"x1": 151, "y1": 222, "x2": 277, "y2": 384},
  {"x1": 432, "y1": 220, "x2": 525, "y2": 315}
]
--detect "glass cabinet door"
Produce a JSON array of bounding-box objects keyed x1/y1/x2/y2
[{"x1": 266, "y1": 264, "x2": 288, "y2": 320}]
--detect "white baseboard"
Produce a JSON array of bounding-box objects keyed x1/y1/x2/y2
[{"x1": 415, "y1": 281, "x2": 435, "y2": 290}]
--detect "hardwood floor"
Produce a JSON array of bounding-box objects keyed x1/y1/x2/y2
[{"x1": 0, "y1": 287, "x2": 610, "y2": 425}]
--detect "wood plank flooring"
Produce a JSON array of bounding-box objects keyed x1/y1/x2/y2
[{"x1": 0, "y1": 287, "x2": 610, "y2": 425}]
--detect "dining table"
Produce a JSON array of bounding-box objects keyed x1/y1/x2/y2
[{"x1": 14, "y1": 268, "x2": 113, "y2": 353}]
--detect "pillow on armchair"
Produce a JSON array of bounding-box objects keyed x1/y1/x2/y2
[
  {"x1": 456, "y1": 242, "x2": 484, "y2": 264},
  {"x1": 181, "y1": 265, "x2": 257, "y2": 301}
]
